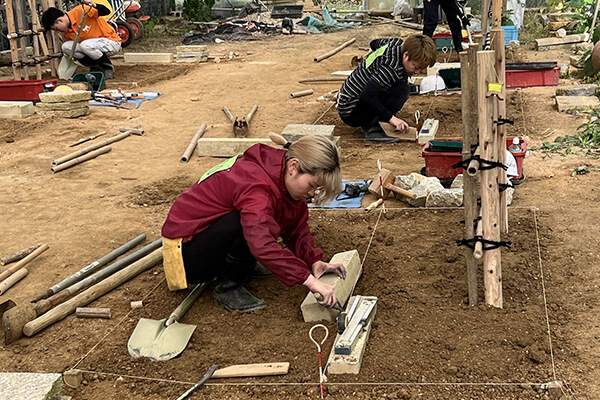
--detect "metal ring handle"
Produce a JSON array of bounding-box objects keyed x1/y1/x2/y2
[{"x1": 309, "y1": 324, "x2": 329, "y2": 352}]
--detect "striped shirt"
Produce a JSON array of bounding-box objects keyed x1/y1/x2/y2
[{"x1": 337, "y1": 38, "x2": 407, "y2": 122}]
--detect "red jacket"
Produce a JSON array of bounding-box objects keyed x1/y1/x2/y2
[{"x1": 161, "y1": 144, "x2": 322, "y2": 286}]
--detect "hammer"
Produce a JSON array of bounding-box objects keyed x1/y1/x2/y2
[{"x1": 368, "y1": 168, "x2": 416, "y2": 202}]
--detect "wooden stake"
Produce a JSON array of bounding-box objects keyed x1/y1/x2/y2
[
  {"x1": 75, "y1": 307, "x2": 112, "y2": 319},
  {"x1": 4, "y1": 0, "x2": 22, "y2": 80},
  {"x1": 0, "y1": 268, "x2": 29, "y2": 296},
  {"x1": 13, "y1": 0, "x2": 30, "y2": 78},
  {"x1": 0, "y1": 244, "x2": 40, "y2": 266},
  {"x1": 460, "y1": 43, "x2": 480, "y2": 306},
  {"x1": 314, "y1": 37, "x2": 356, "y2": 63},
  {"x1": 477, "y1": 50, "x2": 502, "y2": 308},
  {"x1": 491, "y1": 29, "x2": 508, "y2": 234}
]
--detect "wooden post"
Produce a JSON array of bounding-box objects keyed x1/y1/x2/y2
[
  {"x1": 491, "y1": 0, "x2": 502, "y2": 29},
  {"x1": 481, "y1": 0, "x2": 490, "y2": 42},
  {"x1": 4, "y1": 0, "x2": 22, "y2": 80},
  {"x1": 460, "y1": 42, "x2": 480, "y2": 306},
  {"x1": 477, "y1": 50, "x2": 502, "y2": 308},
  {"x1": 491, "y1": 28, "x2": 508, "y2": 234},
  {"x1": 13, "y1": 0, "x2": 30, "y2": 78},
  {"x1": 28, "y1": 0, "x2": 42, "y2": 79}
]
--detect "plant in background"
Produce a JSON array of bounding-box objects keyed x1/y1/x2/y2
[
  {"x1": 577, "y1": 113, "x2": 600, "y2": 147},
  {"x1": 183, "y1": 0, "x2": 214, "y2": 21}
]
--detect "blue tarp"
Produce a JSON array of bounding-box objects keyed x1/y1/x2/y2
[{"x1": 297, "y1": 6, "x2": 361, "y2": 33}]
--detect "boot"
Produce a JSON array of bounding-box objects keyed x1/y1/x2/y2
[
  {"x1": 251, "y1": 262, "x2": 273, "y2": 279},
  {"x1": 97, "y1": 54, "x2": 115, "y2": 80},
  {"x1": 213, "y1": 279, "x2": 266, "y2": 313},
  {"x1": 362, "y1": 124, "x2": 400, "y2": 144}
]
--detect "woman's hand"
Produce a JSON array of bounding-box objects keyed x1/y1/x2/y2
[
  {"x1": 389, "y1": 116, "x2": 408, "y2": 132},
  {"x1": 311, "y1": 260, "x2": 346, "y2": 280},
  {"x1": 303, "y1": 275, "x2": 339, "y2": 308}
]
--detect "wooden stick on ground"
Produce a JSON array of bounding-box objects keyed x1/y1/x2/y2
[
  {"x1": 314, "y1": 38, "x2": 356, "y2": 63},
  {"x1": 0, "y1": 243, "x2": 49, "y2": 281},
  {"x1": 0, "y1": 244, "x2": 40, "y2": 266},
  {"x1": 181, "y1": 123, "x2": 207, "y2": 163}
]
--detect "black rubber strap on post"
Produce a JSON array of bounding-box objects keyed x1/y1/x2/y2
[
  {"x1": 495, "y1": 118, "x2": 514, "y2": 126},
  {"x1": 456, "y1": 237, "x2": 512, "y2": 250}
]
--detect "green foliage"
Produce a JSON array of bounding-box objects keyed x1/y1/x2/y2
[
  {"x1": 571, "y1": 165, "x2": 590, "y2": 176},
  {"x1": 142, "y1": 17, "x2": 158, "y2": 32},
  {"x1": 577, "y1": 114, "x2": 600, "y2": 146},
  {"x1": 183, "y1": 0, "x2": 214, "y2": 22}
]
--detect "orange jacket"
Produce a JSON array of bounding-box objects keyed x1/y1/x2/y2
[{"x1": 64, "y1": 5, "x2": 121, "y2": 42}]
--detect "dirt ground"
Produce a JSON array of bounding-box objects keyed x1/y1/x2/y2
[{"x1": 1, "y1": 22, "x2": 599, "y2": 400}]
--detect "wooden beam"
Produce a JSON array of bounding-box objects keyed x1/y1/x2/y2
[
  {"x1": 477, "y1": 50, "x2": 502, "y2": 308},
  {"x1": 300, "y1": 250, "x2": 362, "y2": 322},
  {"x1": 460, "y1": 41, "x2": 480, "y2": 306},
  {"x1": 535, "y1": 34, "x2": 588, "y2": 49}
]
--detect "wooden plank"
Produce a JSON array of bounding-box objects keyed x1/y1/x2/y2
[
  {"x1": 0, "y1": 101, "x2": 35, "y2": 118},
  {"x1": 326, "y1": 296, "x2": 377, "y2": 374},
  {"x1": 300, "y1": 250, "x2": 362, "y2": 322},
  {"x1": 535, "y1": 34, "x2": 588, "y2": 49},
  {"x1": 211, "y1": 362, "x2": 289, "y2": 378},
  {"x1": 123, "y1": 53, "x2": 174, "y2": 63}
]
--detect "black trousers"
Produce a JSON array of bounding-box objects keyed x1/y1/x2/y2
[
  {"x1": 423, "y1": 0, "x2": 464, "y2": 52},
  {"x1": 340, "y1": 81, "x2": 409, "y2": 128},
  {"x1": 182, "y1": 211, "x2": 256, "y2": 284}
]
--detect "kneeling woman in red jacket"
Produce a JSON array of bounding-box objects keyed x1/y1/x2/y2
[{"x1": 161, "y1": 135, "x2": 346, "y2": 312}]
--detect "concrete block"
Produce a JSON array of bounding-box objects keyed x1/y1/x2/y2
[
  {"x1": 38, "y1": 90, "x2": 91, "y2": 103},
  {"x1": 197, "y1": 136, "x2": 340, "y2": 158},
  {"x1": 0, "y1": 101, "x2": 34, "y2": 118},
  {"x1": 555, "y1": 84, "x2": 597, "y2": 97},
  {"x1": 300, "y1": 249, "x2": 362, "y2": 322},
  {"x1": 176, "y1": 45, "x2": 208, "y2": 52},
  {"x1": 327, "y1": 296, "x2": 377, "y2": 374},
  {"x1": 36, "y1": 100, "x2": 89, "y2": 111},
  {"x1": 37, "y1": 107, "x2": 90, "y2": 119},
  {"x1": 123, "y1": 53, "x2": 173, "y2": 63},
  {"x1": 555, "y1": 95, "x2": 600, "y2": 112},
  {"x1": 0, "y1": 372, "x2": 63, "y2": 400},
  {"x1": 281, "y1": 124, "x2": 335, "y2": 143},
  {"x1": 569, "y1": 55, "x2": 584, "y2": 68}
]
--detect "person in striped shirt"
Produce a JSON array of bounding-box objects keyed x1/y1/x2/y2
[{"x1": 337, "y1": 34, "x2": 436, "y2": 143}]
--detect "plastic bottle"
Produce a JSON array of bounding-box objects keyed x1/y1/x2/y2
[{"x1": 508, "y1": 137, "x2": 522, "y2": 154}]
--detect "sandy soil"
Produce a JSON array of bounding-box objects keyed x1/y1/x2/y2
[{"x1": 0, "y1": 22, "x2": 599, "y2": 400}]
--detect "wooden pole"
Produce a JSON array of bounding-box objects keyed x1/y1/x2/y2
[
  {"x1": 0, "y1": 244, "x2": 40, "y2": 266},
  {"x1": 75, "y1": 307, "x2": 111, "y2": 319},
  {"x1": 27, "y1": 0, "x2": 42, "y2": 79},
  {"x1": 0, "y1": 268, "x2": 29, "y2": 296},
  {"x1": 0, "y1": 243, "x2": 49, "y2": 281},
  {"x1": 491, "y1": 29, "x2": 508, "y2": 234},
  {"x1": 491, "y1": 0, "x2": 502, "y2": 29},
  {"x1": 13, "y1": 0, "x2": 30, "y2": 78},
  {"x1": 23, "y1": 248, "x2": 163, "y2": 337},
  {"x1": 5, "y1": 0, "x2": 22, "y2": 79},
  {"x1": 481, "y1": 0, "x2": 490, "y2": 42},
  {"x1": 314, "y1": 38, "x2": 356, "y2": 63},
  {"x1": 181, "y1": 123, "x2": 207, "y2": 163},
  {"x1": 460, "y1": 42, "x2": 480, "y2": 306},
  {"x1": 51, "y1": 145, "x2": 112, "y2": 173},
  {"x1": 477, "y1": 50, "x2": 502, "y2": 308}
]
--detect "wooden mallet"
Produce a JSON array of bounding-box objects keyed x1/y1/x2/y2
[{"x1": 366, "y1": 168, "x2": 416, "y2": 209}]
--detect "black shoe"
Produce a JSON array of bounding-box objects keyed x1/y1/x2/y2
[
  {"x1": 363, "y1": 125, "x2": 400, "y2": 144},
  {"x1": 251, "y1": 262, "x2": 273, "y2": 279},
  {"x1": 96, "y1": 55, "x2": 114, "y2": 80},
  {"x1": 77, "y1": 55, "x2": 98, "y2": 67},
  {"x1": 213, "y1": 280, "x2": 266, "y2": 313}
]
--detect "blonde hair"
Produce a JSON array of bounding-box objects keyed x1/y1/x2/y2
[
  {"x1": 285, "y1": 136, "x2": 342, "y2": 200},
  {"x1": 401, "y1": 34, "x2": 437, "y2": 68}
]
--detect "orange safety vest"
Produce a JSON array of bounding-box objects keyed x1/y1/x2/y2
[{"x1": 64, "y1": 5, "x2": 121, "y2": 43}]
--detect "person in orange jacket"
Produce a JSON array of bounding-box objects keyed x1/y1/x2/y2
[{"x1": 42, "y1": 0, "x2": 121, "y2": 79}]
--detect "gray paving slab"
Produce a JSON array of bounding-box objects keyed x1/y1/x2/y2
[{"x1": 0, "y1": 372, "x2": 63, "y2": 400}]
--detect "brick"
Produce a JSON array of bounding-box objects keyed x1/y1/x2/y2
[
  {"x1": 300, "y1": 249, "x2": 361, "y2": 322},
  {"x1": 123, "y1": 53, "x2": 173, "y2": 63},
  {"x1": 555, "y1": 95, "x2": 600, "y2": 112},
  {"x1": 280, "y1": 124, "x2": 335, "y2": 143},
  {"x1": 0, "y1": 101, "x2": 34, "y2": 118},
  {"x1": 36, "y1": 100, "x2": 89, "y2": 111},
  {"x1": 326, "y1": 296, "x2": 377, "y2": 374},
  {"x1": 38, "y1": 90, "x2": 91, "y2": 103}
]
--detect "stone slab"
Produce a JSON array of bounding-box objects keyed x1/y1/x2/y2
[
  {"x1": 569, "y1": 55, "x2": 584, "y2": 68},
  {"x1": 38, "y1": 90, "x2": 91, "y2": 103},
  {"x1": 555, "y1": 84, "x2": 597, "y2": 97},
  {"x1": 197, "y1": 136, "x2": 340, "y2": 157},
  {"x1": 0, "y1": 372, "x2": 63, "y2": 400},
  {"x1": 177, "y1": 51, "x2": 209, "y2": 58},
  {"x1": 0, "y1": 101, "x2": 34, "y2": 118},
  {"x1": 36, "y1": 100, "x2": 89, "y2": 111},
  {"x1": 123, "y1": 52, "x2": 173, "y2": 63},
  {"x1": 176, "y1": 45, "x2": 208, "y2": 52},
  {"x1": 555, "y1": 95, "x2": 600, "y2": 112},
  {"x1": 300, "y1": 249, "x2": 362, "y2": 322},
  {"x1": 326, "y1": 296, "x2": 378, "y2": 374},
  {"x1": 37, "y1": 107, "x2": 90, "y2": 118},
  {"x1": 280, "y1": 124, "x2": 335, "y2": 142}
]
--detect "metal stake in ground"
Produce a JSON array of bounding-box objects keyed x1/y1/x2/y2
[{"x1": 309, "y1": 324, "x2": 329, "y2": 399}]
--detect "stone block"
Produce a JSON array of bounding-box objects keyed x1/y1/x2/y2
[
  {"x1": 38, "y1": 90, "x2": 91, "y2": 103},
  {"x1": 0, "y1": 101, "x2": 34, "y2": 118},
  {"x1": 176, "y1": 45, "x2": 208, "y2": 53},
  {"x1": 426, "y1": 188, "x2": 463, "y2": 207},
  {"x1": 450, "y1": 173, "x2": 463, "y2": 188},
  {"x1": 300, "y1": 250, "x2": 361, "y2": 322},
  {"x1": 197, "y1": 136, "x2": 339, "y2": 158},
  {"x1": 0, "y1": 372, "x2": 63, "y2": 400},
  {"x1": 123, "y1": 53, "x2": 173, "y2": 63},
  {"x1": 36, "y1": 100, "x2": 89, "y2": 111},
  {"x1": 281, "y1": 124, "x2": 335, "y2": 142},
  {"x1": 327, "y1": 296, "x2": 377, "y2": 374},
  {"x1": 394, "y1": 174, "x2": 418, "y2": 190},
  {"x1": 555, "y1": 95, "x2": 600, "y2": 112},
  {"x1": 37, "y1": 107, "x2": 90, "y2": 118},
  {"x1": 407, "y1": 177, "x2": 444, "y2": 207},
  {"x1": 569, "y1": 55, "x2": 584, "y2": 68},
  {"x1": 555, "y1": 84, "x2": 597, "y2": 97},
  {"x1": 558, "y1": 63, "x2": 570, "y2": 77}
]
